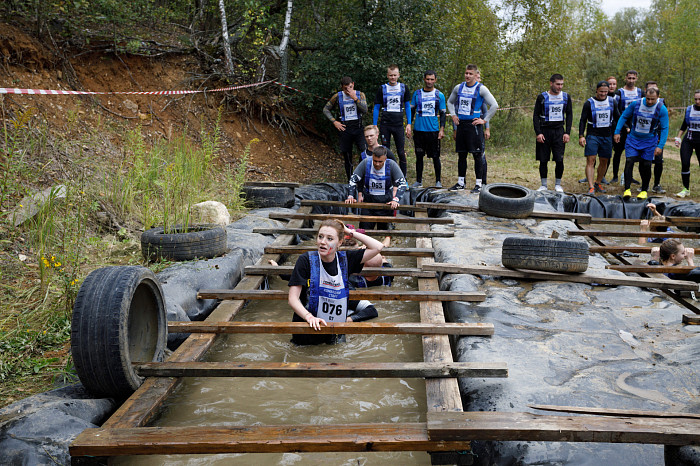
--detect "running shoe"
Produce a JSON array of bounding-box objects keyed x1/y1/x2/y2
[
  {"x1": 631, "y1": 178, "x2": 641, "y2": 185},
  {"x1": 637, "y1": 191, "x2": 648, "y2": 200},
  {"x1": 470, "y1": 185, "x2": 481, "y2": 194},
  {"x1": 411, "y1": 181, "x2": 423, "y2": 188},
  {"x1": 677, "y1": 188, "x2": 690, "y2": 198},
  {"x1": 537, "y1": 185, "x2": 547, "y2": 191},
  {"x1": 610, "y1": 176, "x2": 619, "y2": 184},
  {"x1": 448, "y1": 183, "x2": 465, "y2": 191},
  {"x1": 578, "y1": 177, "x2": 587, "y2": 183},
  {"x1": 594, "y1": 182, "x2": 606, "y2": 193},
  {"x1": 652, "y1": 185, "x2": 666, "y2": 194},
  {"x1": 555, "y1": 185, "x2": 564, "y2": 193},
  {"x1": 623, "y1": 189, "x2": 632, "y2": 198},
  {"x1": 435, "y1": 181, "x2": 442, "y2": 188},
  {"x1": 588, "y1": 186, "x2": 595, "y2": 194},
  {"x1": 601, "y1": 177, "x2": 610, "y2": 185}
]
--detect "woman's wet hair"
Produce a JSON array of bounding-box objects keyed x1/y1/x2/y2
[
  {"x1": 659, "y1": 239, "x2": 683, "y2": 262},
  {"x1": 318, "y1": 218, "x2": 344, "y2": 240}
]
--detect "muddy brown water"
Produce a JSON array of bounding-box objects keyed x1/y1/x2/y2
[{"x1": 116, "y1": 236, "x2": 435, "y2": 465}]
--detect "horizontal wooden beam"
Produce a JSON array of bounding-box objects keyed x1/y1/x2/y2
[
  {"x1": 300, "y1": 199, "x2": 427, "y2": 211},
  {"x1": 167, "y1": 321, "x2": 495, "y2": 336},
  {"x1": 422, "y1": 263, "x2": 699, "y2": 291},
  {"x1": 134, "y1": 361, "x2": 508, "y2": 379},
  {"x1": 589, "y1": 216, "x2": 700, "y2": 227},
  {"x1": 427, "y1": 411, "x2": 700, "y2": 446},
  {"x1": 529, "y1": 404, "x2": 700, "y2": 420},
  {"x1": 197, "y1": 289, "x2": 487, "y2": 302},
  {"x1": 252, "y1": 227, "x2": 454, "y2": 238},
  {"x1": 414, "y1": 202, "x2": 592, "y2": 223},
  {"x1": 268, "y1": 212, "x2": 453, "y2": 224},
  {"x1": 607, "y1": 264, "x2": 697, "y2": 273},
  {"x1": 244, "y1": 181, "x2": 300, "y2": 188},
  {"x1": 245, "y1": 265, "x2": 436, "y2": 278},
  {"x1": 590, "y1": 246, "x2": 700, "y2": 254},
  {"x1": 264, "y1": 245, "x2": 434, "y2": 257},
  {"x1": 683, "y1": 314, "x2": 700, "y2": 325},
  {"x1": 69, "y1": 423, "x2": 468, "y2": 456},
  {"x1": 569, "y1": 230, "x2": 699, "y2": 239}
]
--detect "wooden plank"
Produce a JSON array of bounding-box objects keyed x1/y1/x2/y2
[
  {"x1": 100, "y1": 207, "x2": 313, "y2": 429},
  {"x1": 268, "y1": 212, "x2": 454, "y2": 224},
  {"x1": 529, "y1": 404, "x2": 700, "y2": 420},
  {"x1": 414, "y1": 202, "x2": 592, "y2": 223},
  {"x1": 569, "y1": 230, "x2": 699, "y2": 239},
  {"x1": 300, "y1": 199, "x2": 427, "y2": 211},
  {"x1": 427, "y1": 411, "x2": 700, "y2": 446},
  {"x1": 168, "y1": 321, "x2": 495, "y2": 336},
  {"x1": 244, "y1": 181, "x2": 300, "y2": 188},
  {"x1": 422, "y1": 263, "x2": 700, "y2": 292},
  {"x1": 590, "y1": 246, "x2": 700, "y2": 254},
  {"x1": 265, "y1": 245, "x2": 435, "y2": 257},
  {"x1": 415, "y1": 213, "x2": 465, "y2": 417},
  {"x1": 245, "y1": 265, "x2": 436, "y2": 278},
  {"x1": 607, "y1": 264, "x2": 697, "y2": 273},
  {"x1": 197, "y1": 289, "x2": 487, "y2": 302},
  {"x1": 135, "y1": 361, "x2": 509, "y2": 379},
  {"x1": 683, "y1": 314, "x2": 700, "y2": 325},
  {"x1": 252, "y1": 227, "x2": 454, "y2": 237},
  {"x1": 590, "y1": 216, "x2": 700, "y2": 227},
  {"x1": 69, "y1": 423, "x2": 468, "y2": 456}
]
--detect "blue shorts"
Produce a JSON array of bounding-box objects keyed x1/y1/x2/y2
[
  {"x1": 584, "y1": 135, "x2": 612, "y2": 158},
  {"x1": 625, "y1": 134, "x2": 657, "y2": 161}
]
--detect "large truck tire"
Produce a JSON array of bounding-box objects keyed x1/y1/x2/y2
[{"x1": 502, "y1": 237, "x2": 589, "y2": 273}]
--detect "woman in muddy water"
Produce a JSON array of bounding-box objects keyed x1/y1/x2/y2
[
  {"x1": 287, "y1": 218, "x2": 384, "y2": 345},
  {"x1": 649, "y1": 238, "x2": 700, "y2": 282}
]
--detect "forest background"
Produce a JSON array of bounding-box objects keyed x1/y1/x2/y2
[{"x1": 0, "y1": 0, "x2": 698, "y2": 406}]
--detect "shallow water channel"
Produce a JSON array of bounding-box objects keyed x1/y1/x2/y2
[{"x1": 118, "y1": 236, "x2": 435, "y2": 465}]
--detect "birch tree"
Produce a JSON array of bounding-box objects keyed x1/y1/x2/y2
[
  {"x1": 218, "y1": 0, "x2": 235, "y2": 76},
  {"x1": 279, "y1": 0, "x2": 293, "y2": 83}
]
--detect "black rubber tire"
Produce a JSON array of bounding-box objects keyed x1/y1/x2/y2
[
  {"x1": 479, "y1": 183, "x2": 535, "y2": 219},
  {"x1": 141, "y1": 224, "x2": 227, "y2": 261},
  {"x1": 502, "y1": 237, "x2": 589, "y2": 273},
  {"x1": 71, "y1": 266, "x2": 167, "y2": 398},
  {"x1": 242, "y1": 185, "x2": 295, "y2": 208}
]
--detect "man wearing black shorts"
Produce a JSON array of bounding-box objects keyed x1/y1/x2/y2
[
  {"x1": 446, "y1": 64, "x2": 498, "y2": 193},
  {"x1": 533, "y1": 73, "x2": 572, "y2": 192},
  {"x1": 406, "y1": 70, "x2": 446, "y2": 188},
  {"x1": 323, "y1": 76, "x2": 368, "y2": 180},
  {"x1": 373, "y1": 65, "x2": 412, "y2": 177}
]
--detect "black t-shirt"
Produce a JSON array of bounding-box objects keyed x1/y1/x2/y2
[{"x1": 375, "y1": 84, "x2": 411, "y2": 127}]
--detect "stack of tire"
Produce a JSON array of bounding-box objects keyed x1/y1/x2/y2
[{"x1": 141, "y1": 224, "x2": 227, "y2": 262}]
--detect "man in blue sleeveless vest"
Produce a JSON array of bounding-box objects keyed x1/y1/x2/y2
[
  {"x1": 323, "y1": 76, "x2": 368, "y2": 181},
  {"x1": 674, "y1": 89, "x2": 700, "y2": 197},
  {"x1": 614, "y1": 87, "x2": 669, "y2": 200},
  {"x1": 344, "y1": 146, "x2": 408, "y2": 231},
  {"x1": 645, "y1": 81, "x2": 667, "y2": 194},
  {"x1": 446, "y1": 64, "x2": 499, "y2": 193},
  {"x1": 578, "y1": 81, "x2": 620, "y2": 194},
  {"x1": 406, "y1": 70, "x2": 446, "y2": 188},
  {"x1": 610, "y1": 70, "x2": 643, "y2": 185},
  {"x1": 373, "y1": 65, "x2": 412, "y2": 177},
  {"x1": 360, "y1": 125, "x2": 397, "y2": 162},
  {"x1": 533, "y1": 73, "x2": 572, "y2": 192}
]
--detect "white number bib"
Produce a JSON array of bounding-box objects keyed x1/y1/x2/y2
[
  {"x1": 458, "y1": 97, "x2": 472, "y2": 116},
  {"x1": 421, "y1": 90, "x2": 436, "y2": 116},
  {"x1": 593, "y1": 100, "x2": 611, "y2": 127},
  {"x1": 316, "y1": 261, "x2": 347, "y2": 323},
  {"x1": 343, "y1": 103, "x2": 358, "y2": 120},
  {"x1": 623, "y1": 89, "x2": 640, "y2": 108},
  {"x1": 549, "y1": 104, "x2": 564, "y2": 122},
  {"x1": 635, "y1": 116, "x2": 652, "y2": 133},
  {"x1": 689, "y1": 108, "x2": 700, "y2": 131}
]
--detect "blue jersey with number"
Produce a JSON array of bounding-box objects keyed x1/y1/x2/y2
[
  {"x1": 541, "y1": 91, "x2": 569, "y2": 123},
  {"x1": 588, "y1": 96, "x2": 615, "y2": 128},
  {"x1": 307, "y1": 251, "x2": 349, "y2": 318},
  {"x1": 685, "y1": 105, "x2": 700, "y2": 134},
  {"x1": 337, "y1": 91, "x2": 360, "y2": 122},
  {"x1": 411, "y1": 88, "x2": 446, "y2": 132},
  {"x1": 456, "y1": 82, "x2": 483, "y2": 120},
  {"x1": 364, "y1": 158, "x2": 393, "y2": 197}
]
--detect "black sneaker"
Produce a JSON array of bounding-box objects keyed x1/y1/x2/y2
[
  {"x1": 652, "y1": 185, "x2": 666, "y2": 194},
  {"x1": 470, "y1": 185, "x2": 481, "y2": 194},
  {"x1": 631, "y1": 178, "x2": 641, "y2": 185},
  {"x1": 578, "y1": 177, "x2": 587, "y2": 183},
  {"x1": 448, "y1": 183, "x2": 465, "y2": 191},
  {"x1": 609, "y1": 176, "x2": 619, "y2": 184}
]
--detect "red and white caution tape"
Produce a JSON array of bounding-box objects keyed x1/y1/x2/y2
[{"x1": 0, "y1": 80, "x2": 272, "y2": 96}]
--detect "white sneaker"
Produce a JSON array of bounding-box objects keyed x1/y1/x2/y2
[
  {"x1": 537, "y1": 185, "x2": 547, "y2": 191},
  {"x1": 555, "y1": 185, "x2": 564, "y2": 193},
  {"x1": 677, "y1": 188, "x2": 690, "y2": 198}
]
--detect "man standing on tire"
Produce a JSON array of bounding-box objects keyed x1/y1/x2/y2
[
  {"x1": 446, "y1": 64, "x2": 499, "y2": 193},
  {"x1": 373, "y1": 65, "x2": 412, "y2": 177},
  {"x1": 344, "y1": 146, "x2": 408, "y2": 231},
  {"x1": 578, "y1": 81, "x2": 620, "y2": 194},
  {"x1": 406, "y1": 70, "x2": 446, "y2": 188},
  {"x1": 323, "y1": 76, "x2": 368, "y2": 181},
  {"x1": 610, "y1": 70, "x2": 643, "y2": 185},
  {"x1": 533, "y1": 73, "x2": 572, "y2": 193}
]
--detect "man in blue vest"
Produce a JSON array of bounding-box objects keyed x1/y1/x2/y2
[
  {"x1": 614, "y1": 87, "x2": 669, "y2": 200},
  {"x1": 446, "y1": 64, "x2": 499, "y2": 193},
  {"x1": 578, "y1": 81, "x2": 620, "y2": 194},
  {"x1": 533, "y1": 73, "x2": 573, "y2": 192},
  {"x1": 610, "y1": 70, "x2": 643, "y2": 185},
  {"x1": 344, "y1": 146, "x2": 408, "y2": 230},
  {"x1": 373, "y1": 65, "x2": 412, "y2": 177},
  {"x1": 406, "y1": 70, "x2": 446, "y2": 188},
  {"x1": 323, "y1": 76, "x2": 368, "y2": 180},
  {"x1": 645, "y1": 81, "x2": 667, "y2": 194},
  {"x1": 675, "y1": 89, "x2": 700, "y2": 197},
  {"x1": 360, "y1": 125, "x2": 396, "y2": 162}
]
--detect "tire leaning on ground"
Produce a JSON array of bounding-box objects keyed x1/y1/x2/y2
[
  {"x1": 71, "y1": 266, "x2": 167, "y2": 398},
  {"x1": 242, "y1": 185, "x2": 295, "y2": 208},
  {"x1": 141, "y1": 224, "x2": 227, "y2": 262},
  {"x1": 479, "y1": 183, "x2": 535, "y2": 219},
  {"x1": 502, "y1": 237, "x2": 589, "y2": 273}
]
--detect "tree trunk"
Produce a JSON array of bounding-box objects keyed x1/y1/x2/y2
[
  {"x1": 279, "y1": 0, "x2": 293, "y2": 83},
  {"x1": 218, "y1": 0, "x2": 235, "y2": 77}
]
